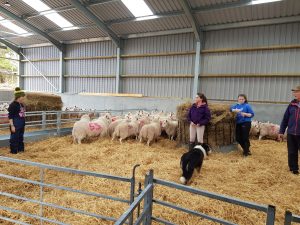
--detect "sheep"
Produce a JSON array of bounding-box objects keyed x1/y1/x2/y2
[
  {"x1": 139, "y1": 118, "x2": 162, "y2": 146},
  {"x1": 112, "y1": 116, "x2": 139, "y2": 144},
  {"x1": 72, "y1": 114, "x2": 91, "y2": 144},
  {"x1": 250, "y1": 120, "x2": 261, "y2": 137},
  {"x1": 259, "y1": 122, "x2": 287, "y2": 141},
  {"x1": 90, "y1": 113, "x2": 112, "y2": 137},
  {"x1": 161, "y1": 119, "x2": 178, "y2": 141}
]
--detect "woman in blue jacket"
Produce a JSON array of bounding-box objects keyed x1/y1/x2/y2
[
  {"x1": 278, "y1": 85, "x2": 300, "y2": 175},
  {"x1": 230, "y1": 94, "x2": 255, "y2": 157},
  {"x1": 187, "y1": 93, "x2": 211, "y2": 151},
  {"x1": 8, "y1": 87, "x2": 26, "y2": 154}
]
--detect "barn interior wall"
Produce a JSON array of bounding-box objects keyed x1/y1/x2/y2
[{"x1": 19, "y1": 23, "x2": 300, "y2": 124}]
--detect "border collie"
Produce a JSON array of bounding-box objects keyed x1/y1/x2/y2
[{"x1": 180, "y1": 143, "x2": 212, "y2": 185}]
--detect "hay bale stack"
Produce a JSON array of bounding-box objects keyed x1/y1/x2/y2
[
  {"x1": 24, "y1": 92, "x2": 63, "y2": 122},
  {"x1": 177, "y1": 102, "x2": 236, "y2": 147}
]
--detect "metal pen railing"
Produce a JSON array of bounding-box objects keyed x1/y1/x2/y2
[
  {"x1": 151, "y1": 178, "x2": 276, "y2": 225},
  {"x1": 284, "y1": 211, "x2": 300, "y2": 225},
  {"x1": 115, "y1": 170, "x2": 154, "y2": 225},
  {"x1": 0, "y1": 108, "x2": 150, "y2": 133},
  {"x1": 0, "y1": 156, "x2": 140, "y2": 225}
]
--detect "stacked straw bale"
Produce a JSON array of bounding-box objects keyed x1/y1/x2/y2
[
  {"x1": 24, "y1": 92, "x2": 63, "y2": 122},
  {"x1": 177, "y1": 102, "x2": 236, "y2": 147}
]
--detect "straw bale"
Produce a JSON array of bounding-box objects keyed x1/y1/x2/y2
[
  {"x1": 0, "y1": 138, "x2": 299, "y2": 225},
  {"x1": 24, "y1": 92, "x2": 63, "y2": 122},
  {"x1": 177, "y1": 102, "x2": 236, "y2": 147},
  {"x1": 24, "y1": 92, "x2": 62, "y2": 112}
]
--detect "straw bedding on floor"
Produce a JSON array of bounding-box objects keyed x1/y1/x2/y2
[{"x1": 0, "y1": 136, "x2": 299, "y2": 225}]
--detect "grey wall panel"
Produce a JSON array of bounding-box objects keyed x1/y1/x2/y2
[
  {"x1": 23, "y1": 46, "x2": 60, "y2": 59},
  {"x1": 205, "y1": 23, "x2": 300, "y2": 49},
  {"x1": 122, "y1": 78, "x2": 193, "y2": 98},
  {"x1": 65, "y1": 41, "x2": 117, "y2": 93},
  {"x1": 66, "y1": 59, "x2": 117, "y2": 76},
  {"x1": 123, "y1": 33, "x2": 195, "y2": 54},
  {"x1": 201, "y1": 23, "x2": 300, "y2": 103},
  {"x1": 122, "y1": 34, "x2": 196, "y2": 97},
  {"x1": 202, "y1": 49, "x2": 300, "y2": 74},
  {"x1": 66, "y1": 78, "x2": 115, "y2": 93},
  {"x1": 23, "y1": 77, "x2": 59, "y2": 93},
  {"x1": 199, "y1": 77, "x2": 300, "y2": 103},
  {"x1": 123, "y1": 55, "x2": 194, "y2": 75},
  {"x1": 66, "y1": 41, "x2": 117, "y2": 57},
  {"x1": 24, "y1": 61, "x2": 60, "y2": 76}
]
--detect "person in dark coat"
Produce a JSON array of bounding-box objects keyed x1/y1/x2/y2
[
  {"x1": 8, "y1": 87, "x2": 26, "y2": 154},
  {"x1": 187, "y1": 93, "x2": 211, "y2": 151},
  {"x1": 278, "y1": 85, "x2": 300, "y2": 175}
]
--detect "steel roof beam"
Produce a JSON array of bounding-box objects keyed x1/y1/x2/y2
[
  {"x1": 178, "y1": 0, "x2": 202, "y2": 42},
  {"x1": 192, "y1": 0, "x2": 252, "y2": 13},
  {"x1": 0, "y1": 36, "x2": 21, "y2": 54},
  {"x1": 69, "y1": 0, "x2": 120, "y2": 47},
  {"x1": 0, "y1": 6, "x2": 63, "y2": 51}
]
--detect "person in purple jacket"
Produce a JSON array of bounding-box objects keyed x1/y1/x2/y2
[
  {"x1": 278, "y1": 85, "x2": 300, "y2": 175},
  {"x1": 187, "y1": 93, "x2": 211, "y2": 151}
]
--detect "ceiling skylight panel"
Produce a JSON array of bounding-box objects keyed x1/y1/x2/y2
[
  {"x1": 21, "y1": 0, "x2": 50, "y2": 12},
  {"x1": 44, "y1": 12, "x2": 73, "y2": 28},
  {"x1": 0, "y1": 20, "x2": 28, "y2": 34},
  {"x1": 251, "y1": 0, "x2": 282, "y2": 5},
  {"x1": 121, "y1": 0, "x2": 154, "y2": 17}
]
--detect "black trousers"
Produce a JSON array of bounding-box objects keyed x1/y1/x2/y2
[
  {"x1": 10, "y1": 126, "x2": 25, "y2": 154},
  {"x1": 236, "y1": 122, "x2": 251, "y2": 154},
  {"x1": 287, "y1": 134, "x2": 300, "y2": 172}
]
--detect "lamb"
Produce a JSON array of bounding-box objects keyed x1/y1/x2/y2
[
  {"x1": 112, "y1": 116, "x2": 139, "y2": 143},
  {"x1": 259, "y1": 122, "x2": 287, "y2": 141},
  {"x1": 72, "y1": 114, "x2": 91, "y2": 144},
  {"x1": 250, "y1": 120, "x2": 261, "y2": 137},
  {"x1": 161, "y1": 119, "x2": 178, "y2": 141},
  {"x1": 108, "y1": 118, "x2": 126, "y2": 137},
  {"x1": 139, "y1": 118, "x2": 162, "y2": 146}
]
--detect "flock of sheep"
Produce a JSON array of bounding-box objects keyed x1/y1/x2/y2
[{"x1": 72, "y1": 110, "x2": 178, "y2": 145}]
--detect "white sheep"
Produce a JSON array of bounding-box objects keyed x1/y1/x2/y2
[
  {"x1": 72, "y1": 114, "x2": 91, "y2": 144},
  {"x1": 161, "y1": 119, "x2": 178, "y2": 141},
  {"x1": 139, "y1": 118, "x2": 162, "y2": 146},
  {"x1": 112, "y1": 116, "x2": 139, "y2": 143}
]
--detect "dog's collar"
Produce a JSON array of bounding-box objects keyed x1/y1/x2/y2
[{"x1": 194, "y1": 145, "x2": 207, "y2": 159}]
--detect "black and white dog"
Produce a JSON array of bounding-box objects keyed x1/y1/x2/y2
[{"x1": 180, "y1": 143, "x2": 212, "y2": 185}]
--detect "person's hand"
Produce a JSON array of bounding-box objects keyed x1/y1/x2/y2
[
  {"x1": 278, "y1": 134, "x2": 284, "y2": 142},
  {"x1": 11, "y1": 125, "x2": 16, "y2": 133},
  {"x1": 240, "y1": 112, "x2": 248, "y2": 117},
  {"x1": 191, "y1": 122, "x2": 196, "y2": 126}
]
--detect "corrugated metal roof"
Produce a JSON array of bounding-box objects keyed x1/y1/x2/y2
[
  {"x1": 88, "y1": 1, "x2": 133, "y2": 21},
  {"x1": 49, "y1": 27, "x2": 107, "y2": 41},
  {"x1": 5, "y1": 35, "x2": 49, "y2": 46},
  {"x1": 0, "y1": 1, "x2": 36, "y2": 17},
  {"x1": 42, "y1": 0, "x2": 71, "y2": 9},
  {"x1": 145, "y1": 0, "x2": 183, "y2": 13},
  {"x1": 0, "y1": 0, "x2": 299, "y2": 46},
  {"x1": 25, "y1": 16, "x2": 60, "y2": 32},
  {"x1": 188, "y1": 0, "x2": 239, "y2": 8},
  {"x1": 195, "y1": 0, "x2": 300, "y2": 26},
  {"x1": 111, "y1": 14, "x2": 190, "y2": 35}
]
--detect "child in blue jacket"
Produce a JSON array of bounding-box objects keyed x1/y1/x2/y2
[
  {"x1": 8, "y1": 87, "x2": 26, "y2": 154},
  {"x1": 279, "y1": 85, "x2": 300, "y2": 175},
  {"x1": 230, "y1": 94, "x2": 255, "y2": 157}
]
